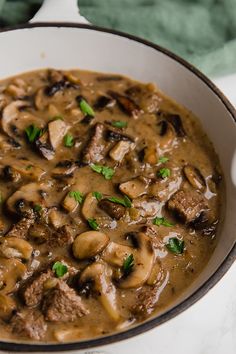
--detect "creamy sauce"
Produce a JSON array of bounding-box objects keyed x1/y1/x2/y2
[{"x1": 0, "y1": 69, "x2": 223, "y2": 343}]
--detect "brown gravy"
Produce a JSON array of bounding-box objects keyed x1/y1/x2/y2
[{"x1": 0, "y1": 69, "x2": 223, "y2": 343}]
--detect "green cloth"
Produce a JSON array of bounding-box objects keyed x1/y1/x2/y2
[{"x1": 0, "y1": 0, "x2": 235, "y2": 77}]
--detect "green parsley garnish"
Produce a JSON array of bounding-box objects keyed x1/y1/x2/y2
[
  {"x1": 78, "y1": 98, "x2": 95, "y2": 117},
  {"x1": 90, "y1": 164, "x2": 115, "y2": 180},
  {"x1": 25, "y1": 124, "x2": 42, "y2": 143},
  {"x1": 64, "y1": 134, "x2": 74, "y2": 147},
  {"x1": 52, "y1": 261, "x2": 68, "y2": 278},
  {"x1": 166, "y1": 238, "x2": 184, "y2": 255},
  {"x1": 111, "y1": 121, "x2": 127, "y2": 128},
  {"x1": 158, "y1": 168, "x2": 171, "y2": 179},
  {"x1": 68, "y1": 191, "x2": 83, "y2": 204},
  {"x1": 92, "y1": 191, "x2": 103, "y2": 201},
  {"x1": 25, "y1": 164, "x2": 33, "y2": 170},
  {"x1": 153, "y1": 217, "x2": 174, "y2": 227},
  {"x1": 87, "y1": 218, "x2": 99, "y2": 230},
  {"x1": 159, "y1": 156, "x2": 169, "y2": 163},
  {"x1": 123, "y1": 254, "x2": 134, "y2": 275},
  {"x1": 34, "y1": 204, "x2": 42, "y2": 213},
  {"x1": 107, "y1": 195, "x2": 132, "y2": 208}
]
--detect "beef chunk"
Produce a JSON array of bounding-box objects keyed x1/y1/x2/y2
[
  {"x1": 132, "y1": 285, "x2": 159, "y2": 319},
  {"x1": 167, "y1": 189, "x2": 209, "y2": 224},
  {"x1": 82, "y1": 123, "x2": 108, "y2": 164},
  {"x1": 10, "y1": 310, "x2": 47, "y2": 340},
  {"x1": 21, "y1": 269, "x2": 53, "y2": 307},
  {"x1": 6, "y1": 217, "x2": 35, "y2": 239},
  {"x1": 42, "y1": 280, "x2": 88, "y2": 322},
  {"x1": 48, "y1": 225, "x2": 74, "y2": 248},
  {"x1": 98, "y1": 199, "x2": 126, "y2": 220}
]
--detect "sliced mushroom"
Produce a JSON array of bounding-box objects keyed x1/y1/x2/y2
[
  {"x1": 72, "y1": 231, "x2": 109, "y2": 260},
  {"x1": 6, "y1": 182, "x2": 48, "y2": 216},
  {"x1": 0, "y1": 258, "x2": 27, "y2": 294},
  {"x1": 62, "y1": 192, "x2": 79, "y2": 213},
  {"x1": 98, "y1": 199, "x2": 126, "y2": 220},
  {"x1": 0, "y1": 294, "x2": 16, "y2": 320},
  {"x1": 183, "y1": 165, "x2": 206, "y2": 191},
  {"x1": 102, "y1": 242, "x2": 133, "y2": 267},
  {"x1": 108, "y1": 91, "x2": 140, "y2": 118},
  {"x1": 1, "y1": 158, "x2": 45, "y2": 181},
  {"x1": 156, "y1": 120, "x2": 176, "y2": 149},
  {"x1": 48, "y1": 119, "x2": 68, "y2": 150},
  {"x1": 109, "y1": 141, "x2": 134, "y2": 162},
  {"x1": 118, "y1": 232, "x2": 155, "y2": 289},
  {"x1": 81, "y1": 192, "x2": 98, "y2": 220},
  {"x1": 2, "y1": 100, "x2": 29, "y2": 138},
  {"x1": 93, "y1": 95, "x2": 115, "y2": 111},
  {"x1": 48, "y1": 208, "x2": 66, "y2": 229},
  {"x1": 80, "y1": 262, "x2": 120, "y2": 321},
  {"x1": 35, "y1": 131, "x2": 55, "y2": 160},
  {"x1": 0, "y1": 237, "x2": 33, "y2": 260},
  {"x1": 119, "y1": 177, "x2": 150, "y2": 199}
]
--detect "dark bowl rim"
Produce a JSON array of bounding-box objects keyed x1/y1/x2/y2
[{"x1": 0, "y1": 22, "x2": 235, "y2": 352}]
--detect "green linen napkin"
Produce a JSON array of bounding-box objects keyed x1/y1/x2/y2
[{"x1": 0, "y1": 0, "x2": 235, "y2": 77}]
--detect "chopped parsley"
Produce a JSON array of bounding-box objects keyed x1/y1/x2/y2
[
  {"x1": 92, "y1": 191, "x2": 103, "y2": 201},
  {"x1": 64, "y1": 134, "x2": 74, "y2": 147},
  {"x1": 34, "y1": 204, "x2": 42, "y2": 213},
  {"x1": 0, "y1": 191, "x2": 3, "y2": 205},
  {"x1": 166, "y1": 238, "x2": 184, "y2": 255},
  {"x1": 111, "y1": 121, "x2": 127, "y2": 128},
  {"x1": 52, "y1": 261, "x2": 68, "y2": 278},
  {"x1": 87, "y1": 218, "x2": 99, "y2": 230},
  {"x1": 68, "y1": 190, "x2": 83, "y2": 204},
  {"x1": 123, "y1": 254, "x2": 134, "y2": 275},
  {"x1": 25, "y1": 124, "x2": 42, "y2": 143},
  {"x1": 25, "y1": 164, "x2": 33, "y2": 170},
  {"x1": 90, "y1": 164, "x2": 115, "y2": 180},
  {"x1": 159, "y1": 156, "x2": 169, "y2": 163},
  {"x1": 107, "y1": 195, "x2": 132, "y2": 208},
  {"x1": 153, "y1": 217, "x2": 174, "y2": 227},
  {"x1": 158, "y1": 168, "x2": 171, "y2": 179},
  {"x1": 78, "y1": 97, "x2": 95, "y2": 117}
]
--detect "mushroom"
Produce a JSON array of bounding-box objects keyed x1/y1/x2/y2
[
  {"x1": 109, "y1": 141, "x2": 134, "y2": 162},
  {"x1": 156, "y1": 120, "x2": 176, "y2": 149},
  {"x1": 1, "y1": 158, "x2": 45, "y2": 181},
  {"x1": 6, "y1": 182, "x2": 48, "y2": 216},
  {"x1": 0, "y1": 294, "x2": 16, "y2": 320},
  {"x1": 108, "y1": 91, "x2": 140, "y2": 118},
  {"x1": 132, "y1": 196, "x2": 161, "y2": 218},
  {"x1": 35, "y1": 131, "x2": 55, "y2": 160},
  {"x1": 0, "y1": 237, "x2": 33, "y2": 260},
  {"x1": 35, "y1": 87, "x2": 48, "y2": 111},
  {"x1": 80, "y1": 262, "x2": 120, "y2": 321},
  {"x1": 0, "y1": 257, "x2": 27, "y2": 294},
  {"x1": 102, "y1": 242, "x2": 133, "y2": 267},
  {"x1": 72, "y1": 231, "x2": 109, "y2": 260},
  {"x1": 93, "y1": 95, "x2": 115, "y2": 111},
  {"x1": 2, "y1": 100, "x2": 29, "y2": 138},
  {"x1": 48, "y1": 119, "x2": 68, "y2": 150},
  {"x1": 119, "y1": 176, "x2": 150, "y2": 199},
  {"x1": 98, "y1": 199, "x2": 126, "y2": 220},
  {"x1": 183, "y1": 165, "x2": 206, "y2": 191},
  {"x1": 118, "y1": 232, "x2": 155, "y2": 289},
  {"x1": 51, "y1": 160, "x2": 77, "y2": 179}
]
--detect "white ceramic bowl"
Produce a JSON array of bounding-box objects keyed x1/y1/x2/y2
[{"x1": 0, "y1": 0, "x2": 235, "y2": 351}]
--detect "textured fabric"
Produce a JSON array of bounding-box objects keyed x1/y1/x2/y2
[{"x1": 0, "y1": 0, "x2": 235, "y2": 77}]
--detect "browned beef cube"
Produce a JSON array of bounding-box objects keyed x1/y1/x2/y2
[
  {"x1": 21, "y1": 269, "x2": 53, "y2": 307},
  {"x1": 42, "y1": 280, "x2": 88, "y2": 322},
  {"x1": 132, "y1": 286, "x2": 159, "y2": 319},
  {"x1": 98, "y1": 199, "x2": 125, "y2": 220},
  {"x1": 48, "y1": 225, "x2": 74, "y2": 248},
  {"x1": 10, "y1": 310, "x2": 47, "y2": 340},
  {"x1": 82, "y1": 123, "x2": 107, "y2": 164},
  {"x1": 167, "y1": 189, "x2": 209, "y2": 224},
  {"x1": 6, "y1": 217, "x2": 35, "y2": 239}
]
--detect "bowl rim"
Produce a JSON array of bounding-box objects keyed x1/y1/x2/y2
[{"x1": 0, "y1": 22, "x2": 235, "y2": 352}]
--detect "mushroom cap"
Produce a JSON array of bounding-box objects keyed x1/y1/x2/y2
[{"x1": 72, "y1": 231, "x2": 109, "y2": 260}]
